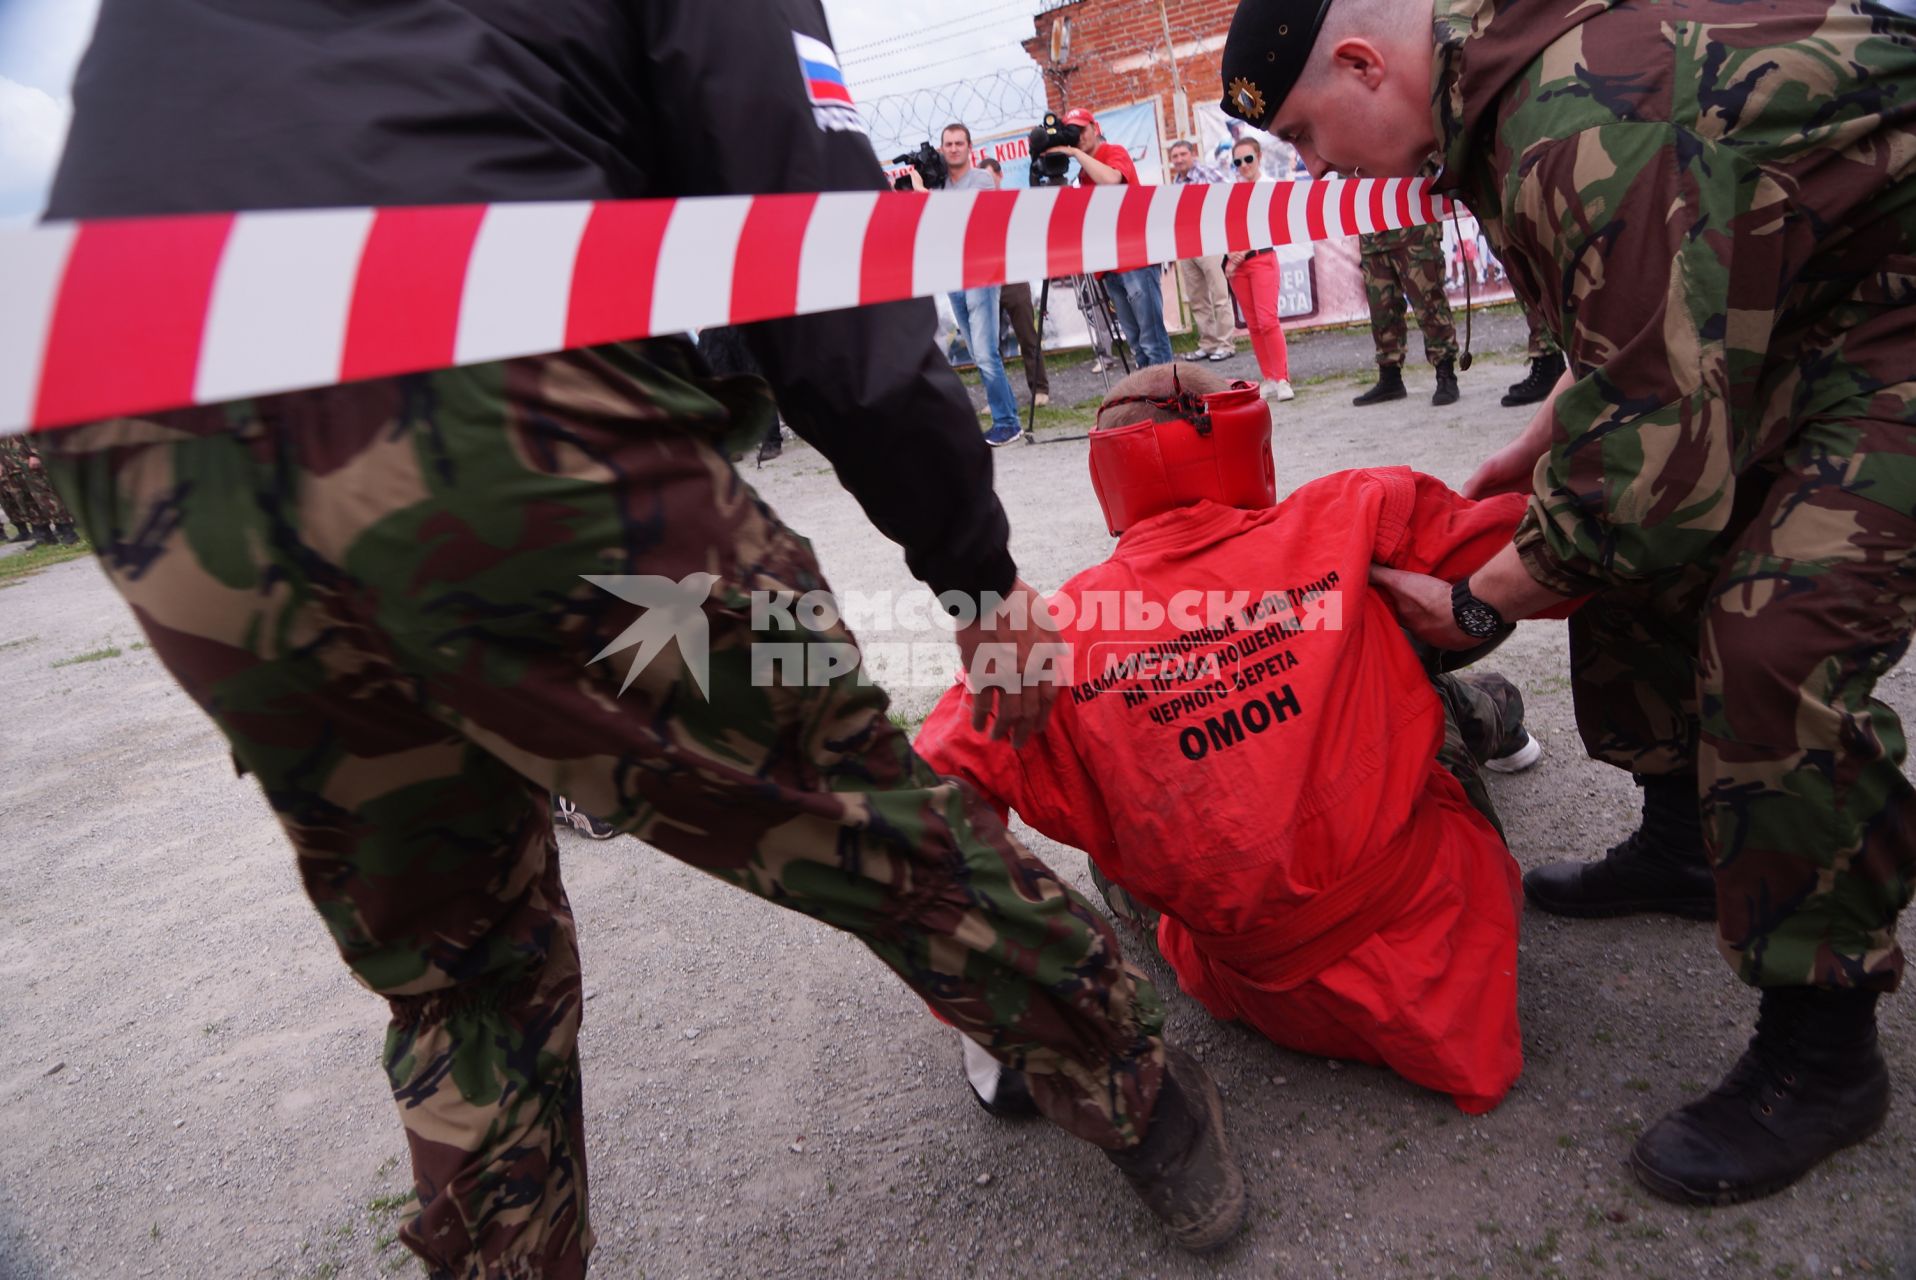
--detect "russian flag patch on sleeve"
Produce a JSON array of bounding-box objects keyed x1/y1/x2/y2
[{"x1": 793, "y1": 32, "x2": 867, "y2": 134}]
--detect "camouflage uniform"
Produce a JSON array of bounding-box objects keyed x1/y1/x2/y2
[
  {"x1": 1431, "y1": 669, "x2": 1525, "y2": 842},
  {"x1": 0, "y1": 436, "x2": 70, "y2": 535},
  {"x1": 1431, "y1": 0, "x2": 1916, "y2": 990},
  {"x1": 0, "y1": 476, "x2": 23, "y2": 537},
  {"x1": 1357, "y1": 223, "x2": 1459, "y2": 369},
  {"x1": 41, "y1": 339, "x2": 1166, "y2": 1277},
  {"x1": 1517, "y1": 298, "x2": 1557, "y2": 362}
]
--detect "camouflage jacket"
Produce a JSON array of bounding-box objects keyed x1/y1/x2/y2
[
  {"x1": 1360, "y1": 224, "x2": 1442, "y2": 255},
  {"x1": 1429, "y1": 0, "x2": 1916, "y2": 592}
]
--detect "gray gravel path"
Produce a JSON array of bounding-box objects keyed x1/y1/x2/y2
[{"x1": 1, "y1": 343, "x2": 1911, "y2": 1280}]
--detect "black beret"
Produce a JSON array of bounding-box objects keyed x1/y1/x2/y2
[{"x1": 1219, "y1": 0, "x2": 1338, "y2": 130}]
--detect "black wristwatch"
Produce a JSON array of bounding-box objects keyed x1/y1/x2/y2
[{"x1": 1450, "y1": 579, "x2": 1513, "y2": 640}]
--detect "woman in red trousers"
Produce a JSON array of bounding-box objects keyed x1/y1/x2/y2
[{"x1": 1224, "y1": 136, "x2": 1294, "y2": 403}]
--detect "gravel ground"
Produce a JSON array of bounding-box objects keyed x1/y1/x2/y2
[{"x1": 1, "y1": 330, "x2": 1912, "y2": 1280}]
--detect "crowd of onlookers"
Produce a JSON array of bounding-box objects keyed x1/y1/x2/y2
[{"x1": 931, "y1": 122, "x2": 1563, "y2": 440}]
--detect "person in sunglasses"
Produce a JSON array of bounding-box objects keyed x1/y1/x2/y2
[{"x1": 1223, "y1": 137, "x2": 1295, "y2": 403}]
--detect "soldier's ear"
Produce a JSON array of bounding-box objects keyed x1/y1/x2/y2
[{"x1": 1327, "y1": 36, "x2": 1389, "y2": 91}]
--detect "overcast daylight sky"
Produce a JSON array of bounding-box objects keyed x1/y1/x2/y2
[{"x1": 0, "y1": 0, "x2": 1044, "y2": 220}]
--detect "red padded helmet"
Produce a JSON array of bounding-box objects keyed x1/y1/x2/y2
[{"x1": 1087, "y1": 375, "x2": 1275, "y2": 536}]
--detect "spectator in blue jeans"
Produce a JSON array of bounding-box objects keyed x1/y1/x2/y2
[
  {"x1": 1052, "y1": 109, "x2": 1174, "y2": 367},
  {"x1": 934, "y1": 123, "x2": 1026, "y2": 446},
  {"x1": 1101, "y1": 265, "x2": 1173, "y2": 368}
]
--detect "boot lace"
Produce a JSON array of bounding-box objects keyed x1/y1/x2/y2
[{"x1": 1719, "y1": 1005, "x2": 1799, "y2": 1117}]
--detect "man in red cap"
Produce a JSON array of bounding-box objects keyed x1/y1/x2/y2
[
  {"x1": 916, "y1": 364, "x2": 1568, "y2": 1116},
  {"x1": 1051, "y1": 110, "x2": 1176, "y2": 367}
]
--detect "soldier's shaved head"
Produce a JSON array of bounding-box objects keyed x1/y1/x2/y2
[{"x1": 1264, "y1": 0, "x2": 1439, "y2": 181}]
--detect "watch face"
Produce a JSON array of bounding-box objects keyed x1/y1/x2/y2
[{"x1": 1456, "y1": 600, "x2": 1503, "y2": 638}]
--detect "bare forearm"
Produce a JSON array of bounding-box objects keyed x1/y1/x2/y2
[
  {"x1": 1070, "y1": 149, "x2": 1122, "y2": 185},
  {"x1": 1468, "y1": 542, "x2": 1574, "y2": 621}
]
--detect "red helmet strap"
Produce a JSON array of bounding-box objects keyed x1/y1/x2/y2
[{"x1": 1097, "y1": 367, "x2": 1215, "y2": 435}]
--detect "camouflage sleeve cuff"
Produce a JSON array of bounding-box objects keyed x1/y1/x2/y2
[{"x1": 1512, "y1": 501, "x2": 1609, "y2": 598}]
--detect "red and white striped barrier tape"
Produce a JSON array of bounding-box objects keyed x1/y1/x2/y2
[{"x1": 1, "y1": 177, "x2": 1446, "y2": 436}]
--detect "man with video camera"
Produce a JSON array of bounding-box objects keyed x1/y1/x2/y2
[{"x1": 1047, "y1": 109, "x2": 1174, "y2": 368}]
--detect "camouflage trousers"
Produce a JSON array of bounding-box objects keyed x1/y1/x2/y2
[
  {"x1": 1566, "y1": 396, "x2": 1916, "y2": 992},
  {"x1": 42, "y1": 340, "x2": 1166, "y2": 1279},
  {"x1": 0, "y1": 435, "x2": 68, "y2": 530},
  {"x1": 1519, "y1": 297, "x2": 1559, "y2": 360},
  {"x1": 1359, "y1": 224, "x2": 1458, "y2": 369},
  {"x1": 1433, "y1": 669, "x2": 1526, "y2": 842}
]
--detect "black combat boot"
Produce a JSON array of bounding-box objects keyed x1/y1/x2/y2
[
  {"x1": 4, "y1": 522, "x2": 30, "y2": 544},
  {"x1": 1431, "y1": 358, "x2": 1460, "y2": 405},
  {"x1": 1106, "y1": 1047, "x2": 1247, "y2": 1252},
  {"x1": 1352, "y1": 364, "x2": 1407, "y2": 406},
  {"x1": 25, "y1": 524, "x2": 55, "y2": 550},
  {"x1": 1631, "y1": 987, "x2": 1889, "y2": 1205},
  {"x1": 54, "y1": 523, "x2": 80, "y2": 547},
  {"x1": 1501, "y1": 352, "x2": 1566, "y2": 406},
  {"x1": 1523, "y1": 773, "x2": 1716, "y2": 919}
]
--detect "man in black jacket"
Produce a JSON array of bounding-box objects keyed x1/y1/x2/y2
[{"x1": 37, "y1": 2, "x2": 1245, "y2": 1273}]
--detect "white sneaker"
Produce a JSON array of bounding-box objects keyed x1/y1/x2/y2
[
  {"x1": 1274, "y1": 379, "x2": 1295, "y2": 402},
  {"x1": 1260, "y1": 379, "x2": 1295, "y2": 402},
  {"x1": 960, "y1": 1033, "x2": 1038, "y2": 1118},
  {"x1": 1486, "y1": 730, "x2": 1545, "y2": 774}
]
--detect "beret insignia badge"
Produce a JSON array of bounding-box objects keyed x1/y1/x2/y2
[{"x1": 1228, "y1": 76, "x2": 1266, "y2": 125}]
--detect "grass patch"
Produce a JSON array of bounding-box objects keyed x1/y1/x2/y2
[
  {"x1": 0, "y1": 635, "x2": 38, "y2": 652},
  {"x1": 51, "y1": 645, "x2": 122, "y2": 668},
  {"x1": 972, "y1": 394, "x2": 1108, "y2": 442},
  {"x1": 0, "y1": 539, "x2": 90, "y2": 583}
]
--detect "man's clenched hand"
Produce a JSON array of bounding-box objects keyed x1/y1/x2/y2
[{"x1": 954, "y1": 577, "x2": 1066, "y2": 749}]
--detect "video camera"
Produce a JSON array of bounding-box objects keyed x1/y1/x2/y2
[
  {"x1": 1026, "y1": 112, "x2": 1083, "y2": 187},
  {"x1": 890, "y1": 142, "x2": 949, "y2": 192}
]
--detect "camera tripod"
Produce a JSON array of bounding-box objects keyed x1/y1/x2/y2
[{"x1": 1022, "y1": 271, "x2": 1131, "y2": 445}]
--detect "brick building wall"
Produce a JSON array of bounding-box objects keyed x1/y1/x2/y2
[{"x1": 1021, "y1": 0, "x2": 1238, "y2": 148}]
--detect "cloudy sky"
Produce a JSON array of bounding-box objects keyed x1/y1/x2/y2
[
  {"x1": 0, "y1": 0, "x2": 1043, "y2": 220},
  {"x1": 0, "y1": 0, "x2": 93, "y2": 219}
]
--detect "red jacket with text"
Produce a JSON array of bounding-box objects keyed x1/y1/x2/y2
[{"x1": 916, "y1": 468, "x2": 1534, "y2": 1113}]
